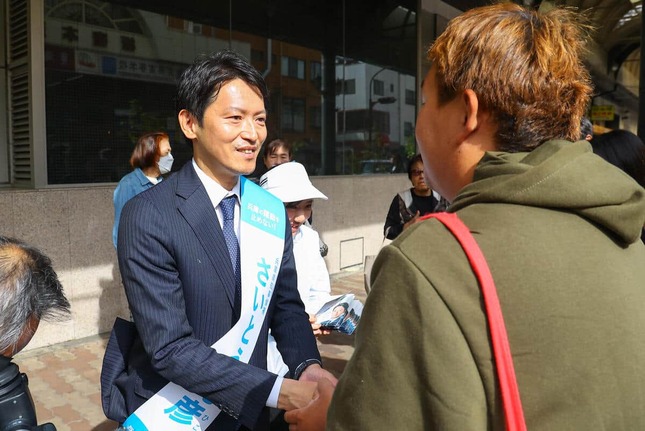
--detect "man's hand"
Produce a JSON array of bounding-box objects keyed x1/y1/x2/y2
[
  {"x1": 284, "y1": 378, "x2": 335, "y2": 431},
  {"x1": 299, "y1": 363, "x2": 338, "y2": 386},
  {"x1": 278, "y1": 378, "x2": 317, "y2": 411}
]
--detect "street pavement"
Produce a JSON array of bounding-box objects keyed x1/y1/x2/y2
[{"x1": 14, "y1": 270, "x2": 366, "y2": 431}]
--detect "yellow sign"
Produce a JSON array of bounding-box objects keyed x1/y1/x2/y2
[{"x1": 590, "y1": 105, "x2": 615, "y2": 121}]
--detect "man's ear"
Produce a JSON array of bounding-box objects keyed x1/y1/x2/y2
[
  {"x1": 455, "y1": 89, "x2": 480, "y2": 143},
  {"x1": 464, "y1": 89, "x2": 479, "y2": 131},
  {"x1": 178, "y1": 109, "x2": 198, "y2": 140}
]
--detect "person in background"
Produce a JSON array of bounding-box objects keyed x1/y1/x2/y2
[
  {"x1": 260, "y1": 162, "x2": 332, "y2": 324},
  {"x1": 0, "y1": 236, "x2": 70, "y2": 357},
  {"x1": 591, "y1": 129, "x2": 645, "y2": 242},
  {"x1": 246, "y1": 138, "x2": 291, "y2": 183},
  {"x1": 260, "y1": 161, "x2": 333, "y2": 430},
  {"x1": 112, "y1": 132, "x2": 173, "y2": 248},
  {"x1": 580, "y1": 116, "x2": 593, "y2": 141},
  {"x1": 286, "y1": 3, "x2": 645, "y2": 430},
  {"x1": 261, "y1": 140, "x2": 329, "y2": 257},
  {"x1": 263, "y1": 139, "x2": 293, "y2": 170},
  {"x1": 0, "y1": 236, "x2": 70, "y2": 430},
  {"x1": 383, "y1": 154, "x2": 445, "y2": 240}
]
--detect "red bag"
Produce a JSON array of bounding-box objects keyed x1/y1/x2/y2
[{"x1": 420, "y1": 212, "x2": 527, "y2": 431}]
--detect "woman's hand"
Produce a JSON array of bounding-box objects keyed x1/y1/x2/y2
[
  {"x1": 310, "y1": 314, "x2": 331, "y2": 336},
  {"x1": 403, "y1": 211, "x2": 421, "y2": 230}
]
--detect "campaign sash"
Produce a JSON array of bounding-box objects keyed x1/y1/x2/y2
[{"x1": 122, "y1": 177, "x2": 286, "y2": 431}]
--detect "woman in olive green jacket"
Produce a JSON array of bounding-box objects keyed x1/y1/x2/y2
[{"x1": 286, "y1": 4, "x2": 645, "y2": 431}]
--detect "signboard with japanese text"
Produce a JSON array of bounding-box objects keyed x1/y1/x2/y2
[
  {"x1": 56, "y1": 48, "x2": 186, "y2": 84},
  {"x1": 591, "y1": 105, "x2": 615, "y2": 122}
]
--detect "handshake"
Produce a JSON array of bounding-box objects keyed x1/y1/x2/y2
[{"x1": 279, "y1": 364, "x2": 338, "y2": 431}]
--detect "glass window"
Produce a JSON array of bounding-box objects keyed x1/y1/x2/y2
[
  {"x1": 336, "y1": 61, "x2": 413, "y2": 172},
  {"x1": 405, "y1": 89, "x2": 415, "y2": 105},
  {"x1": 310, "y1": 106, "x2": 321, "y2": 129},
  {"x1": 281, "y1": 98, "x2": 306, "y2": 132},
  {"x1": 373, "y1": 79, "x2": 384, "y2": 96},
  {"x1": 337, "y1": 110, "x2": 368, "y2": 133},
  {"x1": 310, "y1": 61, "x2": 321, "y2": 81},
  {"x1": 344, "y1": 79, "x2": 356, "y2": 95},
  {"x1": 48, "y1": 2, "x2": 83, "y2": 22},
  {"x1": 372, "y1": 110, "x2": 390, "y2": 135},
  {"x1": 335, "y1": 79, "x2": 356, "y2": 95},
  {"x1": 43, "y1": 0, "x2": 417, "y2": 183},
  {"x1": 404, "y1": 121, "x2": 414, "y2": 137},
  {"x1": 84, "y1": 7, "x2": 112, "y2": 28},
  {"x1": 281, "y1": 56, "x2": 305, "y2": 79},
  {"x1": 297, "y1": 60, "x2": 305, "y2": 80},
  {"x1": 46, "y1": 0, "x2": 144, "y2": 33}
]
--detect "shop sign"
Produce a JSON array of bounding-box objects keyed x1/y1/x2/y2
[{"x1": 590, "y1": 105, "x2": 615, "y2": 121}]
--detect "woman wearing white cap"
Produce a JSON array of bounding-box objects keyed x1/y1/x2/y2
[{"x1": 260, "y1": 162, "x2": 333, "y2": 377}]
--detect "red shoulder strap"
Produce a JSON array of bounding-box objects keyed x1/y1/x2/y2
[{"x1": 420, "y1": 212, "x2": 527, "y2": 431}]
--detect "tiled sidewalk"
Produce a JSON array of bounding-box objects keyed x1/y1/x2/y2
[{"x1": 14, "y1": 270, "x2": 366, "y2": 431}]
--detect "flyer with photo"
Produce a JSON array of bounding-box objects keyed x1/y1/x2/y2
[{"x1": 315, "y1": 293, "x2": 363, "y2": 335}]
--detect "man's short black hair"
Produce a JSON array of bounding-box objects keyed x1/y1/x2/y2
[{"x1": 176, "y1": 50, "x2": 269, "y2": 127}]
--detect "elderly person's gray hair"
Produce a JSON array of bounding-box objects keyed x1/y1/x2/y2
[{"x1": 0, "y1": 236, "x2": 70, "y2": 354}]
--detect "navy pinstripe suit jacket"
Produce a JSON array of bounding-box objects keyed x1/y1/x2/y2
[{"x1": 105, "y1": 162, "x2": 320, "y2": 430}]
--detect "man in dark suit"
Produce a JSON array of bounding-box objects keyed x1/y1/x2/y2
[{"x1": 103, "y1": 50, "x2": 335, "y2": 430}]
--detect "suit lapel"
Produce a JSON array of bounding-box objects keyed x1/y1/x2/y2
[{"x1": 175, "y1": 163, "x2": 237, "y2": 310}]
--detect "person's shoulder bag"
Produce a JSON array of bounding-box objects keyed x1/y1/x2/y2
[{"x1": 420, "y1": 212, "x2": 527, "y2": 431}]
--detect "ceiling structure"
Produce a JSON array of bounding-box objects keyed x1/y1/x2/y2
[{"x1": 547, "y1": 0, "x2": 642, "y2": 112}]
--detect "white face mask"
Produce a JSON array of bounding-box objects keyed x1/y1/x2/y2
[{"x1": 158, "y1": 153, "x2": 174, "y2": 175}]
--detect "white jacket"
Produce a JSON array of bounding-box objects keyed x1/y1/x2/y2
[{"x1": 267, "y1": 224, "x2": 332, "y2": 375}]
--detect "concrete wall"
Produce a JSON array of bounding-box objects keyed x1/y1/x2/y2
[{"x1": 0, "y1": 173, "x2": 410, "y2": 352}]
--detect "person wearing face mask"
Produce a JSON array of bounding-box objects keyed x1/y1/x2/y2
[{"x1": 112, "y1": 131, "x2": 173, "y2": 249}]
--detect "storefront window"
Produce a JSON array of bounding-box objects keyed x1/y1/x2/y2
[{"x1": 44, "y1": 0, "x2": 417, "y2": 184}]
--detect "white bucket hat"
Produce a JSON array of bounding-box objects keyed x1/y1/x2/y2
[{"x1": 259, "y1": 162, "x2": 328, "y2": 202}]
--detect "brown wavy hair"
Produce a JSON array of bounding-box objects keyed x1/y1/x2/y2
[
  {"x1": 129, "y1": 132, "x2": 169, "y2": 169},
  {"x1": 428, "y1": 3, "x2": 593, "y2": 152}
]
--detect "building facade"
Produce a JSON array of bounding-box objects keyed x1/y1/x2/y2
[{"x1": 1, "y1": 0, "x2": 641, "y2": 350}]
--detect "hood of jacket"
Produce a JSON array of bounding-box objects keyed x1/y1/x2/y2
[{"x1": 450, "y1": 140, "x2": 645, "y2": 244}]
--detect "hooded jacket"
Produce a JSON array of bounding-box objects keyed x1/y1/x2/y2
[{"x1": 328, "y1": 140, "x2": 645, "y2": 430}]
